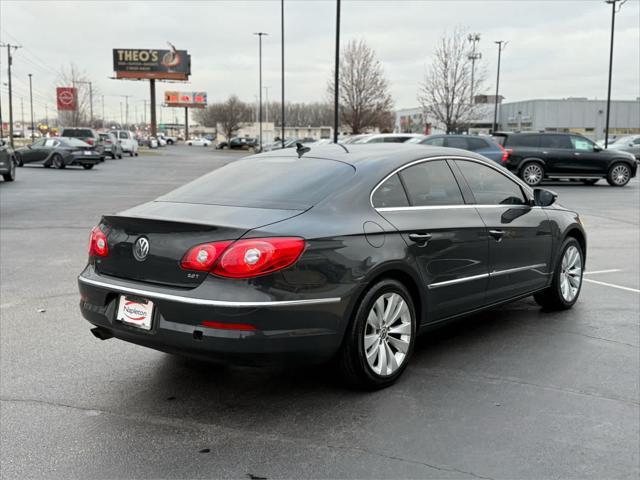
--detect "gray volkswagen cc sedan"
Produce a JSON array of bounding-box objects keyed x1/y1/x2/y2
[{"x1": 78, "y1": 144, "x2": 586, "y2": 389}]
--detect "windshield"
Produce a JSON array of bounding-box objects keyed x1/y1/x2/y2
[
  {"x1": 62, "y1": 129, "x2": 93, "y2": 138},
  {"x1": 159, "y1": 156, "x2": 355, "y2": 210},
  {"x1": 60, "y1": 138, "x2": 91, "y2": 147}
]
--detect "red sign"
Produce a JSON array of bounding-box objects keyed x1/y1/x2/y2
[
  {"x1": 164, "y1": 91, "x2": 207, "y2": 109},
  {"x1": 56, "y1": 87, "x2": 77, "y2": 111}
]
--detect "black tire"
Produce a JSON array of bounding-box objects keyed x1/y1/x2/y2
[
  {"x1": 534, "y1": 237, "x2": 584, "y2": 311},
  {"x1": 338, "y1": 279, "x2": 417, "y2": 390},
  {"x1": 519, "y1": 161, "x2": 544, "y2": 186},
  {"x1": 606, "y1": 162, "x2": 631, "y2": 187},
  {"x1": 109, "y1": 153, "x2": 116, "y2": 159},
  {"x1": 2, "y1": 160, "x2": 16, "y2": 181},
  {"x1": 117, "y1": 153, "x2": 123, "y2": 159},
  {"x1": 582, "y1": 179, "x2": 599, "y2": 185},
  {"x1": 52, "y1": 154, "x2": 65, "y2": 169},
  {"x1": 129, "y1": 151, "x2": 134, "y2": 157},
  {"x1": 82, "y1": 164, "x2": 94, "y2": 170},
  {"x1": 100, "y1": 156, "x2": 105, "y2": 162},
  {"x1": 15, "y1": 153, "x2": 23, "y2": 167},
  {"x1": 134, "y1": 152, "x2": 138, "y2": 156},
  {"x1": 167, "y1": 139, "x2": 173, "y2": 145}
]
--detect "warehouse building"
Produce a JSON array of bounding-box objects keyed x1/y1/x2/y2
[{"x1": 396, "y1": 98, "x2": 640, "y2": 141}]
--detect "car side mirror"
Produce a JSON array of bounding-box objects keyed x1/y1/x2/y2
[
  {"x1": 593, "y1": 145, "x2": 602, "y2": 152},
  {"x1": 533, "y1": 188, "x2": 557, "y2": 207}
]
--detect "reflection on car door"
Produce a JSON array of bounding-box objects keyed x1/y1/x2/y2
[
  {"x1": 373, "y1": 159, "x2": 489, "y2": 321},
  {"x1": 21, "y1": 139, "x2": 48, "y2": 164},
  {"x1": 453, "y1": 159, "x2": 553, "y2": 304}
]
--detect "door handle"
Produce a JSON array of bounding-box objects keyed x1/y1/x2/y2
[
  {"x1": 542, "y1": 151, "x2": 548, "y2": 154},
  {"x1": 489, "y1": 229, "x2": 505, "y2": 242},
  {"x1": 574, "y1": 152, "x2": 581, "y2": 156},
  {"x1": 409, "y1": 233, "x2": 433, "y2": 245}
]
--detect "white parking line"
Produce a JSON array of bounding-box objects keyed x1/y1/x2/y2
[
  {"x1": 583, "y1": 278, "x2": 640, "y2": 294},
  {"x1": 584, "y1": 269, "x2": 622, "y2": 275}
]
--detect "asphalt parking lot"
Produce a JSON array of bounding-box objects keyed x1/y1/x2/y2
[{"x1": 1, "y1": 145, "x2": 638, "y2": 479}]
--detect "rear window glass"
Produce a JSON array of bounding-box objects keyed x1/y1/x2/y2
[
  {"x1": 160, "y1": 157, "x2": 356, "y2": 210},
  {"x1": 60, "y1": 138, "x2": 90, "y2": 147},
  {"x1": 119, "y1": 132, "x2": 129, "y2": 139},
  {"x1": 62, "y1": 129, "x2": 93, "y2": 138},
  {"x1": 445, "y1": 137, "x2": 468, "y2": 149},
  {"x1": 466, "y1": 137, "x2": 489, "y2": 151},
  {"x1": 505, "y1": 134, "x2": 540, "y2": 147}
]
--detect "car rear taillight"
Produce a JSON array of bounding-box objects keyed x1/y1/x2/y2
[
  {"x1": 180, "y1": 241, "x2": 233, "y2": 271},
  {"x1": 86, "y1": 138, "x2": 94, "y2": 145},
  {"x1": 181, "y1": 237, "x2": 306, "y2": 278},
  {"x1": 498, "y1": 143, "x2": 511, "y2": 163},
  {"x1": 89, "y1": 227, "x2": 109, "y2": 257},
  {"x1": 212, "y1": 237, "x2": 305, "y2": 278}
]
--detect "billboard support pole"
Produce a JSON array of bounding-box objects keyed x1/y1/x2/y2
[
  {"x1": 149, "y1": 79, "x2": 157, "y2": 137},
  {"x1": 184, "y1": 107, "x2": 189, "y2": 140}
]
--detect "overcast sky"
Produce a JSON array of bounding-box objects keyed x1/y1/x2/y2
[{"x1": 1, "y1": 0, "x2": 639, "y2": 123}]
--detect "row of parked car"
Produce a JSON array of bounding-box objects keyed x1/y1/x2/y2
[
  {"x1": 275, "y1": 132, "x2": 638, "y2": 187},
  {"x1": 0, "y1": 128, "x2": 143, "y2": 181}
]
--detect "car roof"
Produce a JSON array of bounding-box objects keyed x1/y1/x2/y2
[{"x1": 251, "y1": 143, "x2": 492, "y2": 172}]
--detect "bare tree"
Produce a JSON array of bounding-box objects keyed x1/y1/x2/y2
[
  {"x1": 56, "y1": 64, "x2": 97, "y2": 127},
  {"x1": 418, "y1": 28, "x2": 487, "y2": 133},
  {"x1": 328, "y1": 39, "x2": 394, "y2": 134},
  {"x1": 193, "y1": 95, "x2": 253, "y2": 140}
]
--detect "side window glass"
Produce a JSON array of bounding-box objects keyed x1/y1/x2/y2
[
  {"x1": 455, "y1": 160, "x2": 526, "y2": 205},
  {"x1": 507, "y1": 134, "x2": 540, "y2": 148},
  {"x1": 466, "y1": 138, "x2": 488, "y2": 151},
  {"x1": 634, "y1": 138, "x2": 640, "y2": 145},
  {"x1": 372, "y1": 174, "x2": 409, "y2": 208},
  {"x1": 540, "y1": 135, "x2": 572, "y2": 149},
  {"x1": 444, "y1": 137, "x2": 468, "y2": 149},
  {"x1": 119, "y1": 132, "x2": 128, "y2": 139},
  {"x1": 33, "y1": 139, "x2": 46, "y2": 147},
  {"x1": 399, "y1": 160, "x2": 464, "y2": 206},
  {"x1": 44, "y1": 139, "x2": 57, "y2": 147},
  {"x1": 422, "y1": 137, "x2": 444, "y2": 147},
  {"x1": 570, "y1": 136, "x2": 594, "y2": 151},
  {"x1": 368, "y1": 137, "x2": 384, "y2": 143}
]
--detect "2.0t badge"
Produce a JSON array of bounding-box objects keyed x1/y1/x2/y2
[{"x1": 133, "y1": 237, "x2": 150, "y2": 261}]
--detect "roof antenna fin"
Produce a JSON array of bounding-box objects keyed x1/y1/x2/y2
[{"x1": 296, "y1": 142, "x2": 311, "y2": 158}]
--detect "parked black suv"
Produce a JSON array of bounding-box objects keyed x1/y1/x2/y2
[{"x1": 493, "y1": 132, "x2": 637, "y2": 187}]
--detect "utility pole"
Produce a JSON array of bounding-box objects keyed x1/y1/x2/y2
[
  {"x1": 333, "y1": 0, "x2": 341, "y2": 143},
  {"x1": 281, "y1": 0, "x2": 285, "y2": 148},
  {"x1": 101, "y1": 95, "x2": 105, "y2": 127},
  {"x1": 28, "y1": 73, "x2": 35, "y2": 141},
  {"x1": 2, "y1": 43, "x2": 22, "y2": 147},
  {"x1": 45, "y1": 105, "x2": 48, "y2": 129},
  {"x1": 120, "y1": 102, "x2": 123, "y2": 127},
  {"x1": 468, "y1": 33, "x2": 482, "y2": 103},
  {"x1": 492, "y1": 40, "x2": 507, "y2": 134},
  {"x1": 264, "y1": 86, "x2": 271, "y2": 122},
  {"x1": 604, "y1": 0, "x2": 627, "y2": 147},
  {"x1": 253, "y1": 32, "x2": 268, "y2": 152},
  {"x1": 20, "y1": 97, "x2": 25, "y2": 137},
  {"x1": 120, "y1": 95, "x2": 130, "y2": 128}
]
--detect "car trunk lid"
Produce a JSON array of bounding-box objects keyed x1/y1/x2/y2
[{"x1": 95, "y1": 201, "x2": 304, "y2": 288}]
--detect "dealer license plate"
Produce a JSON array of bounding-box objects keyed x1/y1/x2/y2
[
  {"x1": 84, "y1": 151, "x2": 93, "y2": 155},
  {"x1": 116, "y1": 295, "x2": 154, "y2": 330}
]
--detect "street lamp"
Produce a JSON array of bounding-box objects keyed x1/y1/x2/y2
[
  {"x1": 28, "y1": 73, "x2": 35, "y2": 141},
  {"x1": 253, "y1": 32, "x2": 268, "y2": 151},
  {"x1": 492, "y1": 40, "x2": 507, "y2": 134},
  {"x1": 468, "y1": 33, "x2": 482, "y2": 103},
  {"x1": 604, "y1": 0, "x2": 628, "y2": 147},
  {"x1": 333, "y1": 0, "x2": 341, "y2": 143}
]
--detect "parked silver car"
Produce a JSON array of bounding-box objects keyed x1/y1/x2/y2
[
  {"x1": 607, "y1": 135, "x2": 640, "y2": 160},
  {"x1": 99, "y1": 133, "x2": 123, "y2": 159}
]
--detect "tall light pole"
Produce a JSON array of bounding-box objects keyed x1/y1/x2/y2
[
  {"x1": 28, "y1": 73, "x2": 35, "y2": 141},
  {"x1": 253, "y1": 32, "x2": 268, "y2": 151},
  {"x1": 468, "y1": 33, "x2": 482, "y2": 103},
  {"x1": 492, "y1": 40, "x2": 507, "y2": 134},
  {"x1": 264, "y1": 86, "x2": 271, "y2": 122},
  {"x1": 333, "y1": 0, "x2": 341, "y2": 143},
  {"x1": 281, "y1": 0, "x2": 285, "y2": 148},
  {"x1": 2, "y1": 43, "x2": 21, "y2": 147},
  {"x1": 604, "y1": 0, "x2": 627, "y2": 147}
]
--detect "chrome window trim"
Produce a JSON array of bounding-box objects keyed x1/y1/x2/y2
[
  {"x1": 370, "y1": 155, "x2": 533, "y2": 211},
  {"x1": 78, "y1": 276, "x2": 341, "y2": 308},
  {"x1": 427, "y1": 263, "x2": 548, "y2": 290},
  {"x1": 377, "y1": 205, "x2": 539, "y2": 212}
]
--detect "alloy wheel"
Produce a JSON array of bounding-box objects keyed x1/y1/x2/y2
[
  {"x1": 560, "y1": 245, "x2": 582, "y2": 302},
  {"x1": 610, "y1": 164, "x2": 630, "y2": 186},
  {"x1": 522, "y1": 164, "x2": 543, "y2": 185},
  {"x1": 364, "y1": 292, "x2": 412, "y2": 376}
]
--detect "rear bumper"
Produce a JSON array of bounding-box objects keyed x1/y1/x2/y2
[
  {"x1": 78, "y1": 267, "x2": 348, "y2": 365},
  {"x1": 69, "y1": 155, "x2": 101, "y2": 165}
]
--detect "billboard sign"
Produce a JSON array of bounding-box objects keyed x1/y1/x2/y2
[
  {"x1": 113, "y1": 48, "x2": 191, "y2": 80},
  {"x1": 56, "y1": 87, "x2": 77, "y2": 111},
  {"x1": 164, "y1": 91, "x2": 207, "y2": 109}
]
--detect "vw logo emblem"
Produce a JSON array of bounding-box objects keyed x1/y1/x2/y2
[{"x1": 133, "y1": 237, "x2": 150, "y2": 262}]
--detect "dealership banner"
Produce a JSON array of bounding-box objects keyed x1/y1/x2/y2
[
  {"x1": 56, "y1": 87, "x2": 77, "y2": 111},
  {"x1": 164, "y1": 91, "x2": 207, "y2": 108},
  {"x1": 113, "y1": 49, "x2": 191, "y2": 80}
]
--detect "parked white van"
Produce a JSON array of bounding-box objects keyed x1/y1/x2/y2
[{"x1": 111, "y1": 130, "x2": 139, "y2": 157}]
